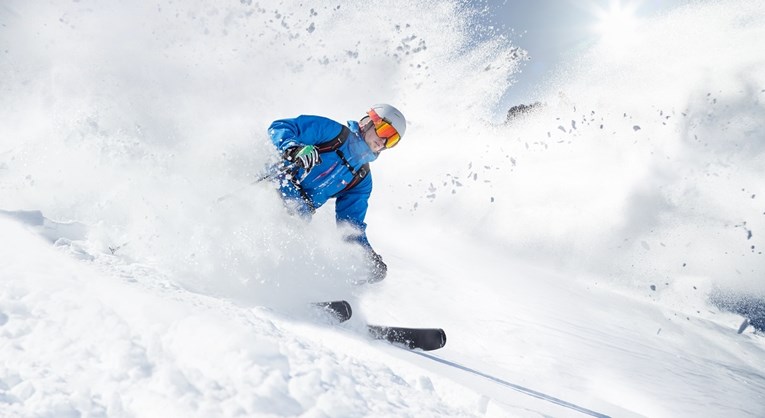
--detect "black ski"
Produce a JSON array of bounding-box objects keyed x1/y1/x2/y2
[
  {"x1": 313, "y1": 300, "x2": 353, "y2": 323},
  {"x1": 368, "y1": 325, "x2": 447, "y2": 351},
  {"x1": 312, "y1": 300, "x2": 447, "y2": 350}
]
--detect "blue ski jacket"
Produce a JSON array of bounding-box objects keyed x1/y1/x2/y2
[{"x1": 268, "y1": 115, "x2": 379, "y2": 249}]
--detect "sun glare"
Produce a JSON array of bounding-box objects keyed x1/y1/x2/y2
[{"x1": 592, "y1": 1, "x2": 641, "y2": 49}]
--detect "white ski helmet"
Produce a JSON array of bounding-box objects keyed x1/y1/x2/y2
[{"x1": 366, "y1": 103, "x2": 407, "y2": 148}]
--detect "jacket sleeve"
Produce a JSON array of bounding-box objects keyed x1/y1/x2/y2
[
  {"x1": 268, "y1": 115, "x2": 344, "y2": 153},
  {"x1": 334, "y1": 173, "x2": 373, "y2": 250}
]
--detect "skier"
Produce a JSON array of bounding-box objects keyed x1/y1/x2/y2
[{"x1": 267, "y1": 104, "x2": 407, "y2": 283}]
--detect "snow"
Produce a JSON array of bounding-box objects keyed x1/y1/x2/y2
[{"x1": 2, "y1": 0, "x2": 765, "y2": 417}]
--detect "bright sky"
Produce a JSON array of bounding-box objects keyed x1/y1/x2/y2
[{"x1": 486, "y1": 0, "x2": 693, "y2": 113}]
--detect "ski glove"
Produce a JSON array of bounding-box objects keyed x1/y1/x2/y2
[
  {"x1": 285, "y1": 145, "x2": 321, "y2": 173},
  {"x1": 367, "y1": 250, "x2": 387, "y2": 283}
]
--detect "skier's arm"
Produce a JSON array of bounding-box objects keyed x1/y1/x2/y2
[
  {"x1": 334, "y1": 174, "x2": 373, "y2": 249},
  {"x1": 335, "y1": 175, "x2": 387, "y2": 282},
  {"x1": 268, "y1": 115, "x2": 344, "y2": 153}
]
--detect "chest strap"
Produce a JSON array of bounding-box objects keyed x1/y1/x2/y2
[
  {"x1": 314, "y1": 126, "x2": 370, "y2": 195},
  {"x1": 315, "y1": 126, "x2": 351, "y2": 153}
]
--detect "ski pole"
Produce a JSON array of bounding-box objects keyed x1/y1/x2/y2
[{"x1": 215, "y1": 163, "x2": 296, "y2": 203}]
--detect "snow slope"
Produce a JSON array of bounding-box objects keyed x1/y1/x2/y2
[{"x1": 2, "y1": 0, "x2": 765, "y2": 416}]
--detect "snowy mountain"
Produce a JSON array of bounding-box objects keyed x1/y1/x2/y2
[{"x1": 1, "y1": 0, "x2": 764, "y2": 417}]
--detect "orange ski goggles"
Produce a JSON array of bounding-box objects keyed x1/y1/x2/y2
[{"x1": 367, "y1": 108, "x2": 401, "y2": 149}]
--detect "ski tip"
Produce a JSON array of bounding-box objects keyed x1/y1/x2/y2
[
  {"x1": 426, "y1": 328, "x2": 447, "y2": 351},
  {"x1": 339, "y1": 301, "x2": 352, "y2": 319},
  {"x1": 312, "y1": 300, "x2": 352, "y2": 323}
]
